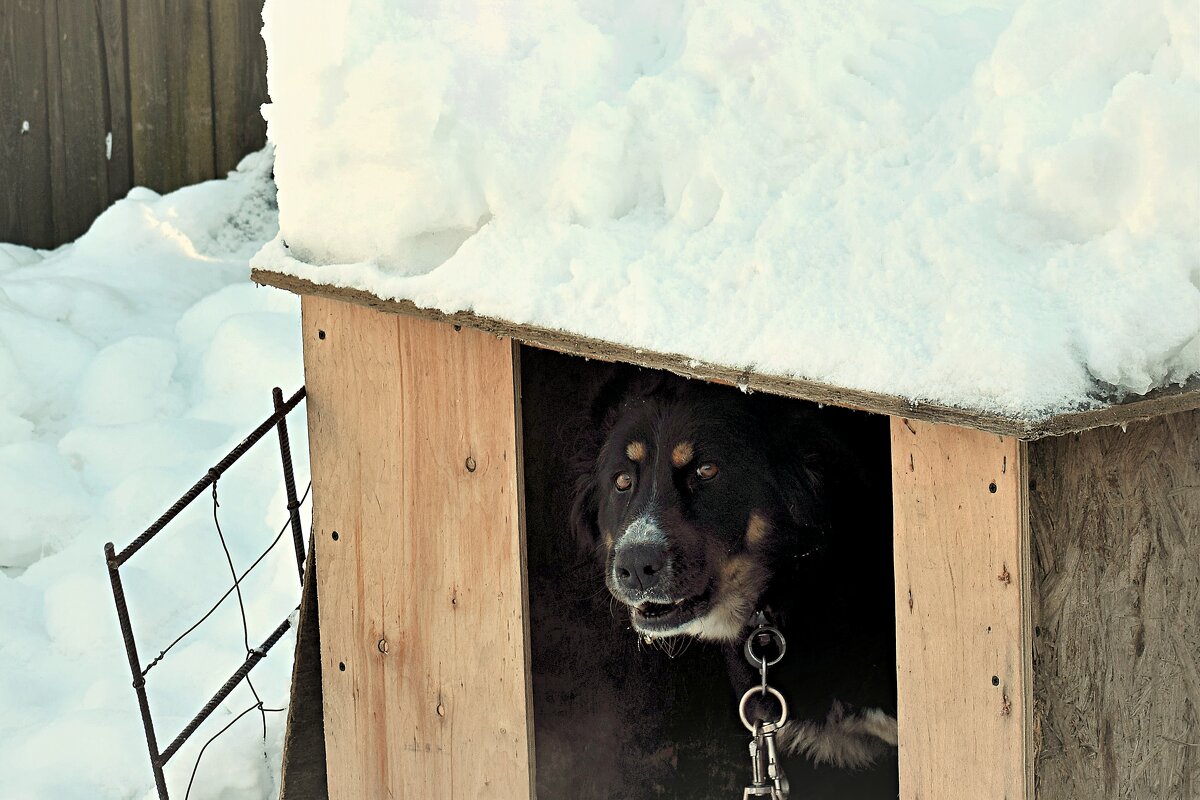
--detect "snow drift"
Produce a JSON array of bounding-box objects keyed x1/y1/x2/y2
[{"x1": 256, "y1": 0, "x2": 1200, "y2": 417}]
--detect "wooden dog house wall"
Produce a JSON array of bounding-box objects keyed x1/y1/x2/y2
[{"x1": 255, "y1": 270, "x2": 1200, "y2": 800}]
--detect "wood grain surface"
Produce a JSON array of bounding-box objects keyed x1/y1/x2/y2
[
  {"x1": 253, "y1": 269, "x2": 1200, "y2": 440},
  {"x1": 1, "y1": 0, "x2": 267, "y2": 248},
  {"x1": 891, "y1": 418, "x2": 1033, "y2": 800},
  {"x1": 301, "y1": 295, "x2": 534, "y2": 800},
  {"x1": 1030, "y1": 410, "x2": 1200, "y2": 799}
]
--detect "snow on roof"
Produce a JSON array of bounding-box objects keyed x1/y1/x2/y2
[{"x1": 253, "y1": 0, "x2": 1200, "y2": 419}]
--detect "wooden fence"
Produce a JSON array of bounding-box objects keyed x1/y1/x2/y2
[{"x1": 1, "y1": 0, "x2": 267, "y2": 250}]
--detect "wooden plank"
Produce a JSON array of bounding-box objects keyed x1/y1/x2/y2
[
  {"x1": 0, "y1": 0, "x2": 55, "y2": 248},
  {"x1": 126, "y1": 0, "x2": 214, "y2": 192},
  {"x1": 44, "y1": 0, "x2": 114, "y2": 242},
  {"x1": 279, "y1": 537, "x2": 329, "y2": 800},
  {"x1": 1030, "y1": 410, "x2": 1200, "y2": 799},
  {"x1": 253, "y1": 269, "x2": 1200, "y2": 440},
  {"x1": 891, "y1": 418, "x2": 1033, "y2": 800},
  {"x1": 302, "y1": 296, "x2": 534, "y2": 800},
  {"x1": 209, "y1": 0, "x2": 268, "y2": 176},
  {"x1": 98, "y1": 0, "x2": 134, "y2": 209}
]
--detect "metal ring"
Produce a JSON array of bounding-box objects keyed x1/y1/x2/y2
[
  {"x1": 744, "y1": 625, "x2": 786, "y2": 668},
  {"x1": 738, "y1": 685, "x2": 789, "y2": 731}
]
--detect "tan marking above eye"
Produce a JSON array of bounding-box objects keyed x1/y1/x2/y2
[
  {"x1": 696, "y1": 462, "x2": 719, "y2": 480},
  {"x1": 615, "y1": 472, "x2": 633, "y2": 491},
  {"x1": 626, "y1": 441, "x2": 646, "y2": 462},
  {"x1": 745, "y1": 512, "x2": 769, "y2": 546},
  {"x1": 671, "y1": 441, "x2": 694, "y2": 467}
]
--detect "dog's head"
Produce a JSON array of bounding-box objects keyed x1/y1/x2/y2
[{"x1": 570, "y1": 371, "x2": 835, "y2": 643}]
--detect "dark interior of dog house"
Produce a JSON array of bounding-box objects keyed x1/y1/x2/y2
[{"x1": 518, "y1": 346, "x2": 900, "y2": 799}]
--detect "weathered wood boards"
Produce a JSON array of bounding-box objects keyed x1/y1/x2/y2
[
  {"x1": 279, "y1": 537, "x2": 328, "y2": 800},
  {"x1": 0, "y1": 0, "x2": 268, "y2": 248},
  {"x1": 891, "y1": 420, "x2": 1034, "y2": 800},
  {"x1": 301, "y1": 295, "x2": 534, "y2": 800},
  {"x1": 1030, "y1": 410, "x2": 1200, "y2": 799},
  {"x1": 209, "y1": 0, "x2": 269, "y2": 176},
  {"x1": 126, "y1": 0, "x2": 215, "y2": 191},
  {"x1": 891, "y1": 410, "x2": 1199, "y2": 800},
  {"x1": 251, "y1": 270, "x2": 1200, "y2": 441}
]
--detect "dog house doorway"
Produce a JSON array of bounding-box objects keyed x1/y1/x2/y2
[{"x1": 519, "y1": 346, "x2": 900, "y2": 799}]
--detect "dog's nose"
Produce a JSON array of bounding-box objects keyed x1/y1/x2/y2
[{"x1": 614, "y1": 541, "x2": 668, "y2": 592}]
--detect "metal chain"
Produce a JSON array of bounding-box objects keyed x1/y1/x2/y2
[{"x1": 739, "y1": 613, "x2": 790, "y2": 799}]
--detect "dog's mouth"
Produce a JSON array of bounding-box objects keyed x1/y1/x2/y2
[{"x1": 630, "y1": 588, "x2": 712, "y2": 634}]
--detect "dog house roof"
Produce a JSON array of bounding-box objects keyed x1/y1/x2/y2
[{"x1": 251, "y1": 0, "x2": 1200, "y2": 437}]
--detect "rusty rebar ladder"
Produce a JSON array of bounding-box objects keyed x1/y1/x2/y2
[{"x1": 104, "y1": 386, "x2": 308, "y2": 799}]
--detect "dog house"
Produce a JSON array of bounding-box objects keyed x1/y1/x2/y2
[
  {"x1": 250, "y1": 4, "x2": 1199, "y2": 796},
  {"x1": 253, "y1": 266, "x2": 1197, "y2": 800}
]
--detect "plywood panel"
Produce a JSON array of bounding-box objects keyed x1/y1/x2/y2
[
  {"x1": 302, "y1": 296, "x2": 533, "y2": 800},
  {"x1": 891, "y1": 418, "x2": 1032, "y2": 800},
  {"x1": 1031, "y1": 410, "x2": 1200, "y2": 799}
]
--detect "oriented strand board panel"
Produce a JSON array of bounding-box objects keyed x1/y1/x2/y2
[
  {"x1": 891, "y1": 419, "x2": 1033, "y2": 800},
  {"x1": 302, "y1": 295, "x2": 534, "y2": 800},
  {"x1": 1030, "y1": 410, "x2": 1200, "y2": 800}
]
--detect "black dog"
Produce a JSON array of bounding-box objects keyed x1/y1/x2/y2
[{"x1": 569, "y1": 369, "x2": 898, "y2": 792}]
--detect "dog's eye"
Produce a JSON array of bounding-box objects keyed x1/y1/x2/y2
[
  {"x1": 614, "y1": 472, "x2": 633, "y2": 492},
  {"x1": 696, "y1": 462, "x2": 719, "y2": 481}
]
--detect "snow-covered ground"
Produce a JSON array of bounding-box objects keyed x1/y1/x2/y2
[
  {"x1": 0, "y1": 150, "x2": 305, "y2": 799},
  {"x1": 258, "y1": 0, "x2": 1200, "y2": 417}
]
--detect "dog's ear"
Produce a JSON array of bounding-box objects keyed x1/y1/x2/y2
[
  {"x1": 569, "y1": 471, "x2": 601, "y2": 551},
  {"x1": 757, "y1": 399, "x2": 838, "y2": 531},
  {"x1": 761, "y1": 399, "x2": 877, "y2": 536}
]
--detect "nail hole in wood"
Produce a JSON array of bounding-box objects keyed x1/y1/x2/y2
[
  {"x1": 339, "y1": 661, "x2": 346, "y2": 672},
  {"x1": 991, "y1": 675, "x2": 1000, "y2": 686},
  {"x1": 465, "y1": 456, "x2": 477, "y2": 473},
  {"x1": 453, "y1": 324, "x2": 462, "y2": 332},
  {"x1": 988, "y1": 482, "x2": 998, "y2": 493},
  {"x1": 378, "y1": 638, "x2": 389, "y2": 654},
  {"x1": 318, "y1": 329, "x2": 326, "y2": 340},
  {"x1": 436, "y1": 703, "x2": 446, "y2": 717},
  {"x1": 331, "y1": 530, "x2": 339, "y2": 541}
]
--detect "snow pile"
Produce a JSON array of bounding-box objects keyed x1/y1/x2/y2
[
  {"x1": 1, "y1": 151, "x2": 306, "y2": 799},
  {"x1": 258, "y1": 0, "x2": 1200, "y2": 417}
]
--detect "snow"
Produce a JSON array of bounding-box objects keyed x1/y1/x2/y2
[
  {"x1": 0, "y1": 150, "x2": 306, "y2": 799},
  {"x1": 257, "y1": 0, "x2": 1200, "y2": 418}
]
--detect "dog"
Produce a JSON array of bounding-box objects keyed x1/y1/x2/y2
[{"x1": 569, "y1": 368, "x2": 899, "y2": 787}]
